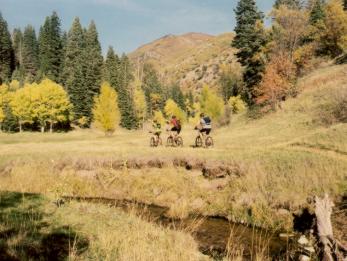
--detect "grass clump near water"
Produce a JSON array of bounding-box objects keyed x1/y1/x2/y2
[{"x1": 0, "y1": 191, "x2": 207, "y2": 261}]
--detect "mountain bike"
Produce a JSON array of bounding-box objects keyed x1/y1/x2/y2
[
  {"x1": 195, "y1": 130, "x2": 213, "y2": 148},
  {"x1": 166, "y1": 130, "x2": 183, "y2": 147},
  {"x1": 149, "y1": 132, "x2": 162, "y2": 147}
]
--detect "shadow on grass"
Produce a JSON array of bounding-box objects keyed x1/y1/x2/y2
[{"x1": 0, "y1": 191, "x2": 89, "y2": 261}]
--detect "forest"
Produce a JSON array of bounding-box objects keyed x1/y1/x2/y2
[{"x1": 0, "y1": 0, "x2": 346, "y2": 134}]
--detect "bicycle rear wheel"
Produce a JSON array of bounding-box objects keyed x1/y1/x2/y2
[
  {"x1": 150, "y1": 137, "x2": 156, "y2": 147},
  {"x1": 195, "y1": 136, "x2": 203, "y2": 147},
  {"x1": 205, "y1": 136, "x2": 214, "y2": 148},
  {"x1": 167, "y1": 136, "x2": 174, "y2": 147}
]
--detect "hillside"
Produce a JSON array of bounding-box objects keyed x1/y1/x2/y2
[
  {"x1": 128, "y1": 32, "x2": 238, "y2": 92},
  {"x1": 0, "y1": 64, "x2": 346, "y2": 259}
]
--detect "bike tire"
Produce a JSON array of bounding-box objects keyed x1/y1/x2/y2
[
  {"x1": 205, "y1": 136, "x2": 214, "y2": 148},
  {"x1": 195, "y1": 136, "x2": 203, "y2": 147},
  {"x1": 150, "y1": 137, "x2": 156, "y2": 147},
  {"x1": 167, "y1": 136, "x2": 174, "y2": 147},
  {"x1": 176, "y1": 136, "x2": 183, "y2": 147}
]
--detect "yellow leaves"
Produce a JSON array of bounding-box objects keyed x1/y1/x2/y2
[
  {"x1": 92, "y1": 82, "x2": 120, "y2": 135},
  {"x1": 10, "y1": 78, "x2": 72, "y2": 130},
  {"x1": 133, "y1": 79, "x2": 147, "y2": 121},
  {"x1": 0, "y1": 108, "x2": 4, "y2": 123},
  {"x1": 164, "y1": 99, "x2": 187, "y2": 123},
  {"x1": 228, "y1": 96, "x2": 247, "y2": 114},
  {"x1": 153, "y1": 110, "x2": 165, "y2": 126},
  {"x1": 199, "y1": 85, "x2": 224, "y2": 120},
  {"x1": 270, "y1": 5, "x2": 309, "y2": 57},
  {"x1": 322, "y1": 0, "x2": 347, "y2": 54}
]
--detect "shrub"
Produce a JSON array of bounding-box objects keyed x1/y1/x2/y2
[
  {"x1": 315, "y1": 87, "x2": 347, "y2": 125},
  {"x1": 228, "y1": 96, "x2": 247, "y2": 114}
]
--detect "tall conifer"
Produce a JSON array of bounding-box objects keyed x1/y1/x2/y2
[
  {"x1": 22, "y1": 25, "x2": 39, "y2": 82},
  {"x1": 62, "y1": 17, "x2": 86, "y2": 124},
  {"x1": 0, "y1": 13, "x2": 14, "y2": 83},
  {"x1": 38, "y1": 12, "x2": 63, "y2": 82},
  {"x1": 232, "y1": 0, "x2": 267, "y2": 105},
  {"x1": 83, "y1": 20, "x2": 103, "y2": 120},
  {"x1": 118, "y1": 54, "x2": 138, "y2": 129},
  {"x1": 310, "y1": 0, "x2": 325, "y2": 24},
  {"x1": 274, "y1": 0, "x2": 302, "y2": 9}
]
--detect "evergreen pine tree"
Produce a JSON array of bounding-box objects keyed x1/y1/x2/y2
[
  {"x1": 104, "y1": 47, "x2": 120, "y2": 85},
  {"x1": 310, "y1": 0, "x2": 325, "y2": 24},
  {"x1": 232, "y1": 0, "x2": 267, "y2": 105},
  {"x1": 104, "y1": 46, "x2": 121, "y2": 89},
  {"x1": 12, "y1": 28, "x2": 22, "y2": 70},
  {"x1": 22, "y1": 25, "x2": 39, "y2": 82},
  {"x1": 274, "y1": 0, "x2": 302, "y2": 9},
  {"x1": 142, "y1": 63, "x2": 164, "y2": 115},
  {"x1": 0, "y1": 13, "x2": 14, "y2": 83},
  {"x1": 170, "y1": 84, "x2": 186, "y2": 111},
  {"x1": 11, "y1": 28, "x2": 24, "y2": 82},
  {"x1": 118, "y1": 54, "x2": 138, "y2": 129},
  {"x1": 104, "y1": 48, "x2": 138, "y2": 129},
  {"x1": 83, "y1": 20, "x2": 103, "y2": 120},
  {"x1": 38, "y1": 12, "x2": 63, "y2": 82},
  {"x1": 62, "y1": 17, "x2": 87, "y2": 125}
]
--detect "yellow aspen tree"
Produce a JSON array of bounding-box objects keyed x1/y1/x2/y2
[
  {"x1": 133, "y1": 78, "x2": 147, "y2": 127},
  {"x1": 93, "y1": 82, "x2": 120, "y2": 136},
  {"x1": 199, "y1": 85, "x2": 224, "y2": 120},
  {"x1": 321, "y1": 0, "x2": 347, "y2": 56},
  {"x1": 152, "y1": 110, "x2": 166, "y2": 126},
  {"x1": 10, "y1": 83, "x2": 34, "y2": 132},
  {"x1": 32, "y1": 79, "x2": 72, "y2": 133},
  {"x1": 164, "y1": 99, "x2": 187, "y2": 123}
]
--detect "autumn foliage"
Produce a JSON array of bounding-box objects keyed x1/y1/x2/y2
[{"x1": 256, "y1": 54, "x2": 296, "y2": 111}]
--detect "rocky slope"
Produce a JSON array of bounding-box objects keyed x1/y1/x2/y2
[{"x1": 128, "y1": 32, "x2": 240, "y2": 92}]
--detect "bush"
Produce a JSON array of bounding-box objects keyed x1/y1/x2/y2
[
  {"x1": 315, "y1": 87, "x2": 347, "y2": 125},
  {"x1": 228, "y1": 96, "x2": 247, "y2": 114}
]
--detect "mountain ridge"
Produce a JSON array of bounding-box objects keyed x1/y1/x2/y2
[{"x1": 128, "y1": 32, "x2": 239, "y2": 92}]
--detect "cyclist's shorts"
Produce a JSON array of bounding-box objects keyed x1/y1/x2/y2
[
  {"x1": 171, "y1": 126, "x2": 181, "y2": 134},
  {"x1": 200, "y1": 128, "x2": 211, "y2": 135}
]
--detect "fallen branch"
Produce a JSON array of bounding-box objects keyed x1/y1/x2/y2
[{"x1": 314, "y1": 194, "x2": 347, "y2": 261}]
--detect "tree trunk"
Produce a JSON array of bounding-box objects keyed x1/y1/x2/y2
[
  {"x1": 41, "y1": 126, "x2": 45, "y2": 133},
  {"x1": 0, "y1": 122, "x2": 2, "y2": 132},
  {"x1": 49, "y1": 122, "x2": 53, "y2": 133},
  {"x1": 315, "y1": 194, "x2": 347, "y2": 261},
  {"x1": 19, "y1": 122, "x2": 22, "y2": 133}
]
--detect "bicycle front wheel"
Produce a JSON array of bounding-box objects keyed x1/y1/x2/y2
[{"x1": 175, "y1": 136, "x2": 183, "y2": 147}]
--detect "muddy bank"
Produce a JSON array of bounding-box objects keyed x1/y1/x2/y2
[
  {"x1": 62, "y1": 196, "x2": 290, "y2": 259},
  {"x1": 50, "y1": 157, "x2": 246, "y2": 179}
]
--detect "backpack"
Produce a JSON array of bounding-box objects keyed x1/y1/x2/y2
[{"x1": 203, "y1": 116, "x2": 211, "y2": 125}]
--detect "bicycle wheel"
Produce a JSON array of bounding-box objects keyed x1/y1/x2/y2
[
  {"x1": 167, "y1": 136, "x2": 174, "y2": 147},
  {"x1": 150, "y1": 136, "x2": 156, "y2": 147},
  {"x1": 195, "y1": 136, "x2": 203, "y2": 147},
  {"x1": 175, "y1": 136, "x2": 183, "y2": 147},
  {"x1": 205, "y1": 136, "x2": 214, "y2": 148}
]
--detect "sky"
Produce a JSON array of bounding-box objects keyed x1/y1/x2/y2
[{"x1": 0, "y1": 0, "x2": 275, "y2": 54}]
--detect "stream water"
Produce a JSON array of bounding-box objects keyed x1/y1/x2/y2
[{"x1": 63, "y1": 196, "x2": 291, "y2": 259}]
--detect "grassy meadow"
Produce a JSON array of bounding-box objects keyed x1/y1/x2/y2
[{"x1": 0, "y1": 64, "x2": 346, "y2": 260}]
